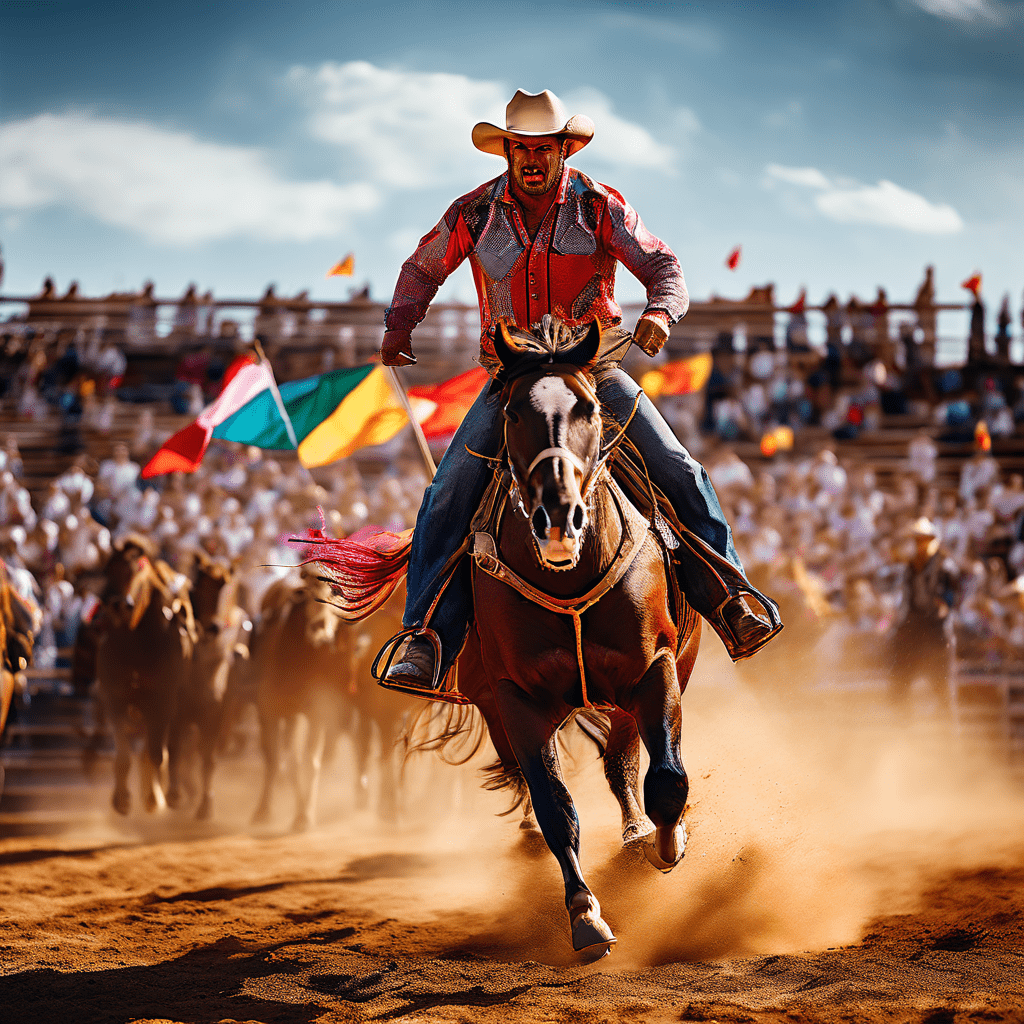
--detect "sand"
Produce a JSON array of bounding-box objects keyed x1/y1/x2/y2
[{"x1": 2, "y1": 642, "x2": 1023, "y2": 1024}]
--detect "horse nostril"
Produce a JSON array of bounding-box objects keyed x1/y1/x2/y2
[
  {"x1": 532, "y1": 506, "x2": 551, "y2": 539},
  {"x1": 572, "y1": 505, "x2": 585, "y2": 534}
]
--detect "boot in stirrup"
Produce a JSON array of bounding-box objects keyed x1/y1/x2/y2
[
  {"x1": 711, "y1": 594, "x2": 782, "y2": 662},
  {"x1": 382, "y1": 634, "x2": 440, "y2": 694}
]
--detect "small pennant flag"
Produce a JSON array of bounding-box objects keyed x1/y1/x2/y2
[
  {"x1": 327, "y1": 253, "x2": 355, "y2": 278},
  {"x1": 961, "y1": 273, "x2": 981, "y2": 296},
  {"x1": 640, "y1": 353, "x2": 713, "y2": 399},
  {"x1": 786, "y1": 288, "x2": 806, "y2": 314},
  {"x1": 726, "y1": 246, "x2": 741, "y2": 271}
]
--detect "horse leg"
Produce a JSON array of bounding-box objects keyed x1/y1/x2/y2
[
  {"x1": 165, "y1": 711, "x2": 186, "y2": 810},
  {"x1": 111, "y1": 712, "x2": 132, "y2": 816},
  {"x1": 495, "y1": 681, "x2": 616, "y2": 957},
  {"x1": 140, "y1": 715, "x2": 167, "y2": 813},
  {"x1": 292, "y1": 715, "x2": 326, "y2": 832},
  {"x1": 195, "y1": 718, "x2": 217, "y2": 821},
  {"x1": 252, "y1": 712, "x2": 279, "y2": 825},
  {"x1": 625, "y1": 655, "x2": 688, "y2": 873},
  {"x1": 603, "y1": 708, "x2": 655, "y2": 845},
  {"x1": 354, "y1": 710, "x2": 372, "y2": 811}
]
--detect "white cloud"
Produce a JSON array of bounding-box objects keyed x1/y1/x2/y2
[
  {"x1": 0, "y1": 112, "x2": 379, "y2": 245},
  {"x1": 763, "y1": 163, "x2": 964, "y2": 234},
  {"x1": 764, "y1": 163, "x2": 831, "y2": 190},
  {"x1": 287, "y1": 61, "x2": 678, "y2": 189},
  {"x1": 909, "y1": 0, "x2": 1006, "y2": 22}
]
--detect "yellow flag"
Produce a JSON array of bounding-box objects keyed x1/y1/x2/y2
[
  {"x1": 327, "y1": 253, "x2": 355, "y2": 277},
  {"x1": 298, "y1": 367, "x2": 408, "y2": 467}
]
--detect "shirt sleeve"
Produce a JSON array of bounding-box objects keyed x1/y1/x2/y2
[
  {"x1": 598, "y1": 185, "x2": 689, "y2": 324},
  {"x1": 384, "y1": 201, "x2": 473, "y2": 333}
]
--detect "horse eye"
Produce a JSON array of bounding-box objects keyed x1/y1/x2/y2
[
  {"x1": 578, "y1": 400, "x2": 596, "y2": 419},
  {"x1": 503, "y1": 406, "x2": 520, "y2": 425}
]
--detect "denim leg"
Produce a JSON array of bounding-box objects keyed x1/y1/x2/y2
[
  {"x1": 596, "y1": 368, "x2": 743, "y2": 572},
  {"x1": 404, "y1": 383, "x2": 504, "y2": 662}
]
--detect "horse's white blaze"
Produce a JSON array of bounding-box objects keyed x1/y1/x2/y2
[{"x1": 529, "y1": 377, "x2": 578, "y2": 482}]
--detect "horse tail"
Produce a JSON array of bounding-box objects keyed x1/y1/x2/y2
[
  {"x1": 479, "y1": 760, "x2": 530, "y2": 817},
  {"x1": 297, "y1": 525, "x2": 413, "y2": 623},
  {"x1": 400, "y1": 700, "x2": 486, "y2": 766}
]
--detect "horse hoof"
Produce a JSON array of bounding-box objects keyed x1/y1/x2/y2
[
  {"x1": 112, "y1": 792, "x2": 130, "y2": 816},
  {"x1": 291, "y1": 814, "x2": 311, "y2": 834},
  {"x1": 622, "y1": 817, "x2": 656, "y2": 845},
  {"x1": 251, "y1": 804, "x2": 271, "y2": 826},
  {"x1": 165, "y1": 789, "x2": 182, "y2": 810},
  {"x1": 644, "y1": 823, "x2": 687, "y2": 873},
  {"x1": 569, "y1": 892, "x2": 617, "y2": 955},
  {"x1": 195, "y1": 797, "x2": 212, "y2": 821}
]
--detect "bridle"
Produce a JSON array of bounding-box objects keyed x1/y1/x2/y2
[{"x1": 501, "y1": 366, "x2": 642, "y2": 520}]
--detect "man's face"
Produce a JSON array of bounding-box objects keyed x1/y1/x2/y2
[{"x1": 507, "y1": 136, "x2": 564, "y2": 195}]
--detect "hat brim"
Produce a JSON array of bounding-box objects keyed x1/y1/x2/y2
[{"x1": 471, "y1": 114, "x2": 594, "y2": 157}]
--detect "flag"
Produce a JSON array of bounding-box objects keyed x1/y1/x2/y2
[
  {"x1": 961, "y1": 273, "x2": 981, "y2": 296},
  {"x1": 408, "y1": 367, "x2": 489, "y2": 439},
  {"x1": 142, "y1": 354, "x2": 273, "y2": 477},
  {"x1": 726, "y1": 246, "x2": 741, "y2": 271},
  {"x1": 639, "y1": 353, "x2": 713, "y2": 399},
  {"x1": 327, "y1": 253, "x2": 355, "y2": 277},
  {"x1": 786, "y1": 288, "x2": 806, "y2": 314},
  {"x1": 297, "y1": 366, "x2": 407, "y2": 466},
  {"x1": 143, "y1": 362, "x2": 409, "y2": 476}
]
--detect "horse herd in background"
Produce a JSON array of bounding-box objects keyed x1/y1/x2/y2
[{"x1": 59, "y1": 534, "x2": 418, "y2": 829}]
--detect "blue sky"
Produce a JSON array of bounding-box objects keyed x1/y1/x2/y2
[{"x1": 1, "y1": 0, "x2": 1021, "y2": 322}]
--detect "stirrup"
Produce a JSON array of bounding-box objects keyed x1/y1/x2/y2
[
  {"x1": 708, "y1": 589, "x2": 783, "y2": 663},
  {"x1": 372, "y1": 628, "x2": 471, "y2": 705}
]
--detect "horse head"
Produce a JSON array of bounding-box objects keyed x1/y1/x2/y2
[
  {"x1": 191, "y1": 551, "x2": 234, "y2": 631},
  {"x1": 101, "y1": 534, "x2": 161, "y2": 627},
  {"x1": 494, "y1": 316, "x2": 603, "y2": 570}
]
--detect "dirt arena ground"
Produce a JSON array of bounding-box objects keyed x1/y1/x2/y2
[{"x1": 2, "y1": 642, "x2": 1023, "y2": 1024}]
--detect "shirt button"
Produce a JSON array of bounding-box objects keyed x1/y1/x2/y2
[{"x1": 531, "y1": 293, "x2": 539, "y2": 300}]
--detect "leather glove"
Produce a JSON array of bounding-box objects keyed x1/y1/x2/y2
[
  {"x1": 380, "y1": 329, "x2": 416, "y2": 366},
  {"x1": 633, "y1": 317, "x2": 669, "y2": 357}
]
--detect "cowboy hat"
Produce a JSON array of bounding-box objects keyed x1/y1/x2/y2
[{"x1": 472, "y1": 89, "x2": 594, "y2": 157}]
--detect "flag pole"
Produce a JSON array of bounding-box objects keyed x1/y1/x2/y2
[
  {"x1": 383, "y1": 363, "x2": 437, "y2": 480},
  {"x1": 253, "y1": 338, "x2": 313, "y2": 481}
]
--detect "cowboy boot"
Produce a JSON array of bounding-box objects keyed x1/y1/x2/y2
[
  {"x1": 383, "y1": 634, "x2": 439, "y2": 693},
  {"x1": 715, "y1": 594, "x2": 781, "y2": 661}
]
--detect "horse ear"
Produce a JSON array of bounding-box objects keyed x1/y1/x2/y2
[
  {"x1": 491, "y1": 320, "x2": 519, "y2": 372},
  {"x1": 565, "y1": 320, "x2": 601, "y2": 368}
]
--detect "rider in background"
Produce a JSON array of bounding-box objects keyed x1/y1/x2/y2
[{"x1": 380, "y1": 88, "x2": 780, "y2": 694}]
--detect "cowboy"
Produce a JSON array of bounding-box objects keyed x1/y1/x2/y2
[
  {"x1": 380, "y1": 89, "x2": 780, "y2": 693},
  {"x1": 889, "y1": 516, "x2": 957, "y2": 708}
]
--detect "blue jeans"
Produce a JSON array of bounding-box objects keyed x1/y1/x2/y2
[{"x1": 404, "y1": 368, "x2": 744, "y2": 671}]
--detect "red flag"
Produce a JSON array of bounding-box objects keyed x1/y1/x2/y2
[
  {"x1": 961, "y1": 273, "x2": 981, "y2": 296},
  {"x1": 726, "y1": 246, "x2": 741, "y2": 271},
  {"x1": 786, "y1": 288, "x2": 806, "y2": 314},
  {"x1": 327, "y1": 253, "x2": 355, "y2": 277},
  {"x1": 639, "y1": 353, "x2": 713, "y2": 398},
  {"x1": 408, "y1": 367, "x2": 489, "y2": 439},
  {"x1": 141, "y1": 354, "x2": 272, "y2": 477}
]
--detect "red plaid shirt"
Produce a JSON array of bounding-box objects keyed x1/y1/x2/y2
[{"x1": 386, "y1": 165, "x2": 688, "y2": 370}]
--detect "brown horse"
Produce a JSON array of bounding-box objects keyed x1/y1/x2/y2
[
  {"x1": 314, "y1": 321, "x2": 701, "y2": 957},
  {"x1": 0, "y1": 563, "x2": 37, "y2": 794},
  {"x1": 94, "y1": 535, "x2": 194, "y2": 815},
  {"x1": 250, "y1": 569, "x2": 354, "y2": 831},
  {"x1": 453, "y1": 320, "x2": 701, "y2": 956},
  {"x1": 166, "y1": 552, "x2": 246, "y2": 820}
]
